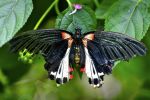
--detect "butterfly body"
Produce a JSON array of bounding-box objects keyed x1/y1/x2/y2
[
  {"x1": 10, "y1": 28, "x2": 146, "y2": 88},
  {"x1": 71, "y1": 28, "x2": 84, "y2": 67}
]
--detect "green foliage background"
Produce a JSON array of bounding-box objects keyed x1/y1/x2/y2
[{"x1": 0, "y1": 0, "x2": 150, "y2": 99}]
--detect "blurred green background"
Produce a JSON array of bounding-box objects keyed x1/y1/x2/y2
[{"x1": 0, "y1": 0, "x2": 150, "y2": 100}]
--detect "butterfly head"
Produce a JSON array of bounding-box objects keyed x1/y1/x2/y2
[{"x1": 74, "y1": 27, "x2": 81, "y2": 39}]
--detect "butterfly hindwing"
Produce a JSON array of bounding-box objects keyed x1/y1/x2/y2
[{"x1": 84, "y1": 47, "x2": 105, "y2": 88}]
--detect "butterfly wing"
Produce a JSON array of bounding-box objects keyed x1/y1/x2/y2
[
  {"x1": 10, "y1": 29, "x2": 72, "y2": 53},
  {"x1": 94, "y1": 31, "x2": 146, "y2": 60},
  {"x1": 82, "y1": 31, "x2": 146, "y2": 88},
  {"x1": 10, "y1": 29, "x2": 74, "y2": 85}
]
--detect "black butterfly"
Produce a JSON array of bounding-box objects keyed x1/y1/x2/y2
[{"x1": 10, "y1": 28, "x2": 146, "y2": 88}]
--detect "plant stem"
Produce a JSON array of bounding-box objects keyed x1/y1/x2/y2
[
  {"x1": 66, "y1": 0, "x2": 73, "y2": 9},
  {"x1": 94, "y1": 0, "x2": 100, "y2": 8},
  {"x1": 33, "y1": 0, "x2": 57, "y2": 30},
  {"x1": 55, "y1": 0, "x2": 60, "y2": 15}
]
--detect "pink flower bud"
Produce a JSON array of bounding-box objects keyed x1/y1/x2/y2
[{"x1": 73, "y1": 4, "x2": 82, "y2": 10}]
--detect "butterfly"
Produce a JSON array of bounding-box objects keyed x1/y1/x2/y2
[{"x1": 10, "y1": 27, "x2": 146, "y2": 88}]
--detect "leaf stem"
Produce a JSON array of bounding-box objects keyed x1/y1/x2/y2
[{"x1": 33, "y1": 0, "x2": 57, "y2": 30}]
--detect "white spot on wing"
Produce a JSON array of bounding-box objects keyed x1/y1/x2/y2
[
  {"x1": 51, "y1": 72, "x2": 56, "y2": 75},
  {"x1": 98, "y1": 72, "x2": 104, "y2": 76}
]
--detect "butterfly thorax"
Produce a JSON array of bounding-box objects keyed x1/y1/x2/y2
[{"x1": 74, "y1": 28, "x2": 82, "y2": 43}]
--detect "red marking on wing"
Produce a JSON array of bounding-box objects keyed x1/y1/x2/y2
[
  {"x1": 70, "y1": 75, "x2": 74, "y2": 79},
  {"x1": 80, "y1": 68, "x2": 85, "y2": 72},
  {"x1": 61, "y1": 32, "x2": 73, "y2": 47},
  {"x1": 69, "y1": 67, "x2": 74, "y2": 72},
  {"x1": 82, "y1": 33, "x2": 94, "y2": 47},
  {"x1": 61, "y1": 32, "x2": 71, "y2": 39},
  {"x1": 68, "y1": 38, "x2": 73, "y2": 47},
  {"x1": 84, "y1": 33, "x2": 94, "y2": 40},
  {"x1": 82, "y1": 39, "x2": 87, "y2": 47}
]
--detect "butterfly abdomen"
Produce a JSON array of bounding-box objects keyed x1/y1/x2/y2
[{"x1": 74, "y1": 46, "x2": 80, "y2": 66}]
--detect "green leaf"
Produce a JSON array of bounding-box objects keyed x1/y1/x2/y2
[
  {"x1": 95, "y1": 0, "x2": 117, "y2": 19},
  {"x1": 105, "y1": 0, "x2": 150, "y2": 40},
  {"x1": 142, "y1": 0, "x2": 150, "y2": 6},
  {"x1": 0, "y1": 0, "x2": 33, "y2": 47},
  {"x1": 55, "y1": 5, "x2": 97, "y2": 34}
]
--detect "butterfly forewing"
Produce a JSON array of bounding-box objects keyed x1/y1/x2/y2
[
  {"x1": 10, "y1": 29, "x2": 72, "y2": 53},
  {"x1": 94, "y1": 31, "x2": 146, "y2": 60}
]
